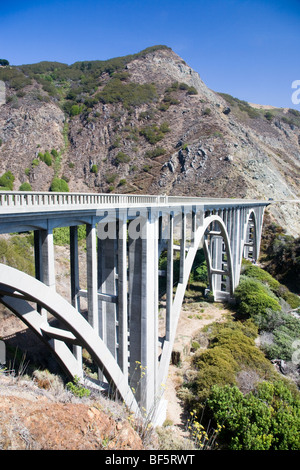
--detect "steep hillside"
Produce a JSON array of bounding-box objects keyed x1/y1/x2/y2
[{"x1": 0, "y1": 45, "x2": 299, "y2": 235}]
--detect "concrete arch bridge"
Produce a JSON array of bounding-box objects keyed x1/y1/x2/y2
[{"x1": 0, "y1": 191, "x2": 268, "y2": 424}]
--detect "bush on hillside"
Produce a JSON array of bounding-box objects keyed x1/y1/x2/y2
[
  {"x1": 180, "y1": 320, "x2": 274, "y2": 411},
  {"x1": 96, "y1": 79, "x2": 157, "y2": 109},
  {"x1": 0, "y1": 234, "x2": 34, "y2": 275},
  {"x1": 19, "y1": 182, "x2": 32, "y2": 191},
  {"x1": 207, "y1": 380, "x2": 300, "y2": 450},
  {"x1": 238, "y1": 262, "x2": 300, "y2": 362},
  {"x1": 139, "y1": 122, "x2": 170, "y2": 144},
  {"x1": 114, "y1": 151, "x2": 130, "y2": 166},
  {"x1": 242, "y1": 263, "x2": 300, "y2": 309},
  {"x1": 0, "y1": 171, "x2": 14, "y2": 190},
  {"x1": 50, "y1": 177, "x2": 69, "y2": 192},
  {"x1": 234, "y1": 276, "x2": 281, "y2": 320}
]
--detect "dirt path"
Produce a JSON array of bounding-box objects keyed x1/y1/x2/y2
[{"x1": 164, "y1": 301, "x2": 232, "y2": 433}]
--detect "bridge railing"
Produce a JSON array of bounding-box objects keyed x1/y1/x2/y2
[
  {"x1": 0, "y1": 191, "x2": 170, "y2": 212},
  {"x1": 0, "y1": 191, "x2": 269, "y2": 214}
]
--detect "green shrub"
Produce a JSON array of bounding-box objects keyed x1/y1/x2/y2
[
  {"x1": 145, "y1": 146, "x2": 166, "y2": 158},
  {"x1": 105, "y1": 173, "x2": 117, "y2": 184},
  {"x1": 91, "y1": 164, "x2": 98, "y2": 174},
  {"x1": 207, "y1": 380, "x2": 300, "y2": 450},
  {"x1": 187, "y1": 86, "x2": 198, "y2": 95},
  {"x1": 39, "y1": 150, "x2": 53, "y2": 166},
  {"x1": 114, "y1": 151, "x2": 130, "y2": 166},
  {"x1": 259, "y1": 310, "x2": 300, "y2": 361},
  {"x1": 234, "y1": 277, "x2": 281, "y2": 320},
  {"x1": 96, "y1": 79, "x2": 157, "y2": 109},
  {"x1": 194, "y1": 263, "x2": 208, "y2": 283},
  {"x1": 202, "y1": 107, "x2": 211, "y2": 116},
  {"x1": 265, "y1": 111, "x2": 273, "y2": 121},
  {"x1": 143, "y1": 164, "x2": 152, "y2": 172},
  {"x1": 53, "y1": 225, "x2": 86, "y2": 245},
  {"x1": 160, "y1": 121, "x2": 171, "y2": 133},
  {"x1": 0, "y1": 234, "x2": 34, "y2": 275},
  {"x1": 66, "y1": 375, "x2": 90, "y2": 398},
  {"x1": 179, "y1": 83, "x2": 189, "y2": 90},
  {"x1": 158, "y1": 102, "x2": 170, "y2": 111},
  {"x1": 19, "y1": 182, "x2": 32, "y2": 191},
  {"x1": 50, "y1": 177, "x2": 69, "y2": 192},
  {"x1": 191, "y1": 346, "x2": 238, "y2": 403},
  {"x1": 242, "y1": 263, "x2": 280, "y2": 292},
  {"x1": 0, "y1": 171, "x2": 14, "y2": 190},
  {"x1": 183, "y1": 320, "x2": 273, "y2": 410},
  {"x1": 70, "y1": 104, "x2": 84, "y2": 116},
  {"x1": 242, "y1": 263, "x2": 300, "y2": 308},
  {"x1": 139, "y1": 122, "x2": 170, "y2": 144}
]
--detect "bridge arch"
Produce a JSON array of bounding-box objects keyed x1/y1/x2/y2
[
  {"x1": 0, "y1": 263, "x2": 140, "y2": 417},
  {"x1": 158, "y1": 214, "x2": 234, "y2": 385}
]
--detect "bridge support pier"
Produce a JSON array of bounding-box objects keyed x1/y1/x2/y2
[
  {"x1": 86, "y1": 222, "x2": 98, "y2": 331},
  {"x1": 70, "y1": 225, "x2": 83, "y2": 375},
  {"x1": 128, "y1": 212, "x2": 159, "y2": 416}
]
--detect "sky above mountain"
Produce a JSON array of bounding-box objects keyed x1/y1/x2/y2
[{"x1": 1, "y1": 0, "x2": 299, "y2": 109}]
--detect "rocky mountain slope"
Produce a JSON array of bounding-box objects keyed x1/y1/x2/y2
[{"x1": 0, "y1": 45, "x2": 299, "y2": 235}]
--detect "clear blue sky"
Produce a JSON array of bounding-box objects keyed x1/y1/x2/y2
[{"x1": 1, "y1": 0, "x2": 300, "y2": 109}]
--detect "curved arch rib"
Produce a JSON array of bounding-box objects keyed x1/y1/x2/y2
[
  {"x1": 0, "y1": 263, "x2": 140, "y2": 417},
  {"x1": 158, "y1": 214, "x2": 234, "y2": 386}
]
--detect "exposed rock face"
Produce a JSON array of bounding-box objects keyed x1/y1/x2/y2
[
  {"x1": 0, "y1": 375, "x2": 143, "y2": 450},
  {"x1": 0, "y1": 47, "x2": 299, "y2": 235}
]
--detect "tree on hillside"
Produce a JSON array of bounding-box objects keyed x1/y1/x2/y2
[{"x1": 0, "y1": 59, "x2": 9, "y2": 66}]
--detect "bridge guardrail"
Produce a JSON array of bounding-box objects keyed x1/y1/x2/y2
[
  {"x1": 0, "y1": 191, "x2": 271, "y2": 214},
  {"x1": 0, "y1": 191, "x2": 170, "y2": 211}
]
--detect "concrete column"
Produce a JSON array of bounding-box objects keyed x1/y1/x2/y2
[
  {"x1": 34, "y1": 226, "x2": 55, "y2": 320},
  {"x1": 128, "y1": 210, "x2": 159, "y2": 414},
  {"x1": 117, "y1": 211, "x2": 128, "y2": 378},
  {"x1": 231, "y1": 207, "x2": 241, "y2": 288},
  {"x1": 166, "y1": 212, "x2": 174, "y2": 341},
  {"x1": 191, "y1": 206, "x2": 196, "y2": 247},
  {"x1": 255, "y1": 206, "x2": 265, "y2": 259},
  {"x1": 40, "y1": 228, "x2": 56, "y2": 290},
  {"x1": 211, "y1": 235, "x2": 223, "y2": 295},
  {"x1": 179, "y1": 208, "x2": 186, "y2": 283},
  {"x1": 128, "y1": 235, "x2": 143, "y2": 392},
  {"x1": 70, "y1": 225, "x2": 82, "y2": 374},
  {"x1": 86, "y1": 221, "x2": 98, "y2": 332}
]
